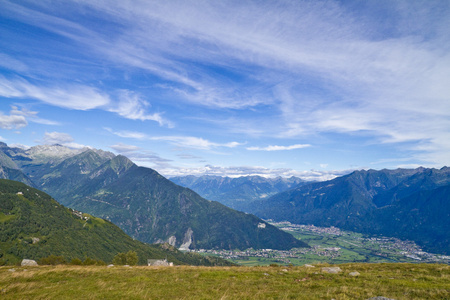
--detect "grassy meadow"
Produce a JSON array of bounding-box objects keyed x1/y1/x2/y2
[{"x1": 1, "y1": 263, "x2": 449, "y2": 299}]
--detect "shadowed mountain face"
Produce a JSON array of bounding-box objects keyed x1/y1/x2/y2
[
  {"x1": 170, "y1": 175, "x2": 307, "y2": 211},
  {"x1": 252, "y1": 167, "x2": 450, "y2": 254},
  {"x1": 0, "y1": 143, "x2": 307, "y2": 251}
]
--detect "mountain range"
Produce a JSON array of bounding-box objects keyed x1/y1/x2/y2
[
  {"x1": 0, "y1": 179, "x2": 232, "y2": 266},
  {"x1": 251, "y1": 167, "x2": 450, "y2": 255},
  {"x1": 170, "y1": 175, "x2": 306, "y2": 211},
  {"x1": 0, "y1": 142, "x2": 306, "y2": 251}
]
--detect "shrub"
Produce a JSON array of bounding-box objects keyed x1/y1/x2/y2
[
  {"x1": 83, "y1": 257, "x2": 97, "y2": 265},
  {"x1": 70, "y1": 258, "x2": 83, "y2": 265},
  {"x1": 112, "y1": 251, "x2": 139, "y2": 265},
  {"x1": 38, "y1": 255, "x2": 67, "y2": 265}
]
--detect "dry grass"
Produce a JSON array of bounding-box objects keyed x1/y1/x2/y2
[{"x1": 0, "y1": 263, "x2": 448, "y2": 299}]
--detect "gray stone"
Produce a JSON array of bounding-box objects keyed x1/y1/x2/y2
[
  {"x1": 349, "y1": 271, "x2": 360, "y2": 276},
  {"x1": 321, "y1": 267, "x2": 342, "y2": 274},
  {"x1": 21, "y1": 259, "x2": 38, "y2": 266},
  {"x1": 304, "y1": 264, "x2": 315, "y2": 268},
  {"x1": 365, "y1": 297, "x2": 396, "y2": 300},
  {"x1": 8, "y1": 268, "x2": 16, "y2": 272}
]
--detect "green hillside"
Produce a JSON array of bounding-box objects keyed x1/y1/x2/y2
[{"x1": 0, "y1": 179, "x2": 232, "y2": 266}]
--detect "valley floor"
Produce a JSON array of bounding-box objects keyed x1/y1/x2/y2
[
  {"x1": 1, "y1": 263, "x2": 449, "y2": 299},
  {"x1": 197, "y1": 222, "x2": 450, "y2": 266}
]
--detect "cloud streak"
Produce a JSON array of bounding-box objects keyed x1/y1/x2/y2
[
  {"x1": 0, "y1": 76, "x2": 172, "y2": 126},
  {"x1": 106, "y1": 128, "x2": 242, "y2": 150},
  {"x1": 247, "y1": 144, "x2": 311, "y2": 151}
]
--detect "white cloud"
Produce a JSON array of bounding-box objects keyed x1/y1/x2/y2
[
  {"x1": 104, "y1": 128, "x2": 149, "y2": 140},
  {"x1": 9, "y1": 143, "x2": 31, "y2": 150},
  {"x1": 42, "y1": 131, "x2": 74, "y2": 145},
  {"x1": 109, "y1": 90, "x2": 173, "y2": 127},
  {"x1": 106, "y1": 127, "x2": 242, "y2": 150},
  {"x1": 109, "y1": 142, "x2": 172, "y2": 169},
  {"x1": 247, "y1": 144, "x2": 311, "y2": 151},
  {"x1": 0, "y1": 76, "x2": 110, "y2": 110},
  {"x1": 0, "y1": 112, "x2": 27, "y2": 130},
  {"x1": 161, "y1": 164, "x2": 351, "y2": 181},
  {"x1": 109, "y1": 143, "x2": 140, "y2": 153},
  {"x1": 150, "y1": 136, "x2": 242, "y2": 150},
  {"x1": 0, "y1": 106, "x2": 33, "y2": 129},
  {"x1": 41, "y1": 131, "x2": 87, "y2": 149},
  {"x1": 0, "y1": 53, "x2": 28, "y2": 73},
  {"x1": 0, "y1": 76, "x2": 171, "y2": 126}
]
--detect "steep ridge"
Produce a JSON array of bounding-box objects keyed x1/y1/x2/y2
[
  {"x1": 0, "y1": 179, "x2": 232, "y2": 266},
  {"x1": 365, "y1": 184, "x2": 450, "y2": 254},
  {"x1": 253, "y1": 167, "x2": 450, "y2": 254},
  {"x1": 1, "y1": 143, "x2": 307, "y2": 251}
]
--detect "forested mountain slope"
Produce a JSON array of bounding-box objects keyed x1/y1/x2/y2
[{"x1": 0, "y1": 179, "x2": 233, "y2": 266}]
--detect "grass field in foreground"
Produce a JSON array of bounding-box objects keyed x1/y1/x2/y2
[{"x1": 1, "y1": 263, "x2": 449, "y2": 299}]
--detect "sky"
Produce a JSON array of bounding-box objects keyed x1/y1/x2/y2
[{"x1": 1, "y1": 0, "x2": 449, "y2": 181}]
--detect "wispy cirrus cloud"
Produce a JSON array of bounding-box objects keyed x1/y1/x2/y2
[
  {"x1": 109, "y1": 142, "x2": 173, "y2": 170},
  {"x1": 0, "y1": 76, "x2": 172, "y2": 126},
  {"x1": 247, "y1": 144, "x2": 311, "y2": 151},
  {"x1": 108, "y1": 90, "x2": 173, "y2": 127},
  {"x1": 105, "y1": 127, "x2": 242, "y2": 150},
  {"x1": 0, "y1": 76, "x2": 109, "y2": 110}
]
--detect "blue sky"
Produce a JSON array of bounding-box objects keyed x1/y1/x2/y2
[{"x1": 1, "y1": 0, "x2": 449, "y2": 180}]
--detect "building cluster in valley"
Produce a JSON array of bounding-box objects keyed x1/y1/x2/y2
[{"x1": 188, "y1": 222, "x2": 450, "y2": 265}]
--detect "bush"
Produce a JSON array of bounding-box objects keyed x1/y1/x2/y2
[
  {"x1": 83, "y1": 257, "x2": 97, "y2": 265},
  {"x1": 38, "y1": 255, "x2": 67, "y2": 265},
  {"x1": 70, "y1": 258, "x2": 83, "y2": 265},
  {"x1": 113, "y1": 251, "x2": 139, "y2": 265}
]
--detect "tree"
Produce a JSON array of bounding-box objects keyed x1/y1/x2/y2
[
  {"x1": 112, "y1": 252, "x2": 127, "y2": 265},
  {"x1": 112, "y1": 251, "x2": 139, "y2": 265},
  {"x1": 126, "y1": 250, "x2": 138, "y2": 266}
]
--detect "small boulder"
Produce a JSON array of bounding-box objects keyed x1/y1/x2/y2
[
  {"x1": 21, "y1": 259, "x2": 38, "y2": 267},
  {"x1": 321, "y1": 267, "x2": 342, "y2": 274},
  {"x1": 304, "y1": 264, "x2": 315, "y2": 268},
  {"x1": 349, "y1": 271, "x2": 360, "y2": 277},
  {"x1": 365, "y1": 297, "x2": 396, "y2": 300}
]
